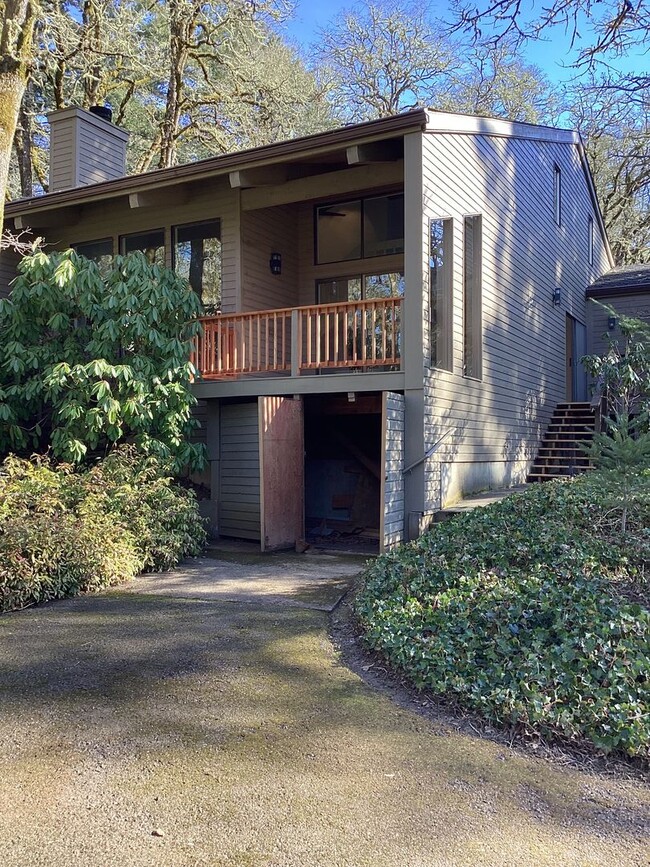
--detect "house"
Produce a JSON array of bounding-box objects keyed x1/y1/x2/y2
[{"x1": 0, "y1": 106, "x2": 613, "y2": 552}]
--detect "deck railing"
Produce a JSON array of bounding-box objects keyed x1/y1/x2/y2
[{"x1": 192, "y1": 297, "x2": 402, "y2": 380}]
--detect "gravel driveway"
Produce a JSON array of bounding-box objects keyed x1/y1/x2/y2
[{"x1": 0, "y1": 551, "x2": 648, "y2": 867}]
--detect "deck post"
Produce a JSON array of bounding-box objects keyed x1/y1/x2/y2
[{"x1": 291, "y1": 308, "x2": 300, "y2": 377}]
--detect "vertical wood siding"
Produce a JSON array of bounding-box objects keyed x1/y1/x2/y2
[
  {"x1": 419, "y1": 131, "x2": 610, "y2": 507},
  {"x1": 219, "y1": 401, "x2": 260, "y2": 540}
]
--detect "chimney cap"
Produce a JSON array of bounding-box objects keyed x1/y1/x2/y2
[{"x1": 89, "y1": 105, "x2": 112, "y2": 123}]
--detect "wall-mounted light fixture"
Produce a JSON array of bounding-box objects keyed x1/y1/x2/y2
[
  {"x1": 552, "y1": 286, "x2": 562, "y2": 307},
  {"x1": 607, "y1": 315, "x2": 618, "y2": 331},
  {"x1": 269, "y1": 252, "x2": 282, "y2": 275}
]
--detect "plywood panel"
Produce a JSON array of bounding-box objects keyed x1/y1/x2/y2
[{"x1": 259, "y1": 396, "x2": 304, "y2": 551}]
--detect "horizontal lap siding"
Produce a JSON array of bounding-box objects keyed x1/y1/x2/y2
[
  {"x1": 421, "y1": 131, "x2": 610, "y2": 507},
  {"x1": 0, "y1": 248, "x2": 20, "y2": 297},
  {"x1": 77, "y1": 127, "x2": 126, "y2": 186},
  {"x1": 382, "y1": 392, "x2": 405, "y2": 550},
  {"x1": 241, "y1": 206, "x2": 300, "y2": 311},
  {"x1": 587, "y1": 293, "x2": 650, "y2": 357},
  {"x1": 219, "y1": 401, "x2": 260, "y2": 540}
]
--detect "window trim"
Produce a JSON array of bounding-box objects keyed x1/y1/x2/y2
[
  {"x1": 429, "y1": 216, "x2": 454, "y2": 373},
  {"x1": 462, "y1": 213, "x2": 482, "y2": 381},
  {"x1": 588, "y1": 215, "x2": 594, "y2": 265}
]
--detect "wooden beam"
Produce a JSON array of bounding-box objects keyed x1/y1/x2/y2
[
  {"x1": 241, "y1": 162, "x2": 404, "y2": 211},
  {"x1": 346, "y1": 140, "x2": 403, "y2": 165},
  {"x1": 229, "y1": 166, "x2": 291, "y2": 188},
  {"x1": 13, "y1": 206, "x2": 80, "y2": 230},
  {"x1": 129, "y1": 188, "x2": 188, "y2": 209}
]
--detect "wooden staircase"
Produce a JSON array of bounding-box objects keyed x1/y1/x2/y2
[{"x1": 527, "y1": 402, "x2": 597, "y2": 482}]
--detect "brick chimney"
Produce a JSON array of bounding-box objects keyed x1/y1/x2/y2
[{"x1": 47, "y1": 106, "x2": 129, "y2": 192}]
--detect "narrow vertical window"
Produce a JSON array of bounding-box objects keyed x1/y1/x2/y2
[
  {"x1": 430, "y1": 218, "x2": 453, "y2": 371},
  {"x1": 463, "y1": 215, "x2": 482, "y2": 379},
  {"x1": 588, "y1": 216, "x2": 594, "y2": 265},
  {"x1": 173, "y1": 220, "x2": 222, "y2": 312},
  {"x1": 554, "y1": 165, "x2": 562, "y2": 226}
]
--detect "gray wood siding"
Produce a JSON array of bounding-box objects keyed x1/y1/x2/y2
[
  {"x1": 38, "y1": 179, "x2": 241, "y2": 313},
  {"x1": 219, "y1": 401, "x2": 260, "y2": 540},
  {"x1": 587, "y1": 293, "x2": 650, "y2": 357},
  {"x1": 241, "y1": 205, "x2": 300, "y2": 311},
  {"x1": 77, "y1": 124, "x2": 127, "y2": 186},
  {"x1": 419, "y1": 130, "x2": 610, "y2": 507},
  {"x1": 49, "y1": 116, "x2": 77, "y2": 192},
  {"x1": 0, "y1": 248, "x2": 20, "y2": 298},
  {"x1": 381, "y1": 391, "x2": 405, "y2": 551}
]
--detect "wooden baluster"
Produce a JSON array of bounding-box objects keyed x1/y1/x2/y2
[{"x1": 382, "y1": 302, "x2": 387, "y2": 362}]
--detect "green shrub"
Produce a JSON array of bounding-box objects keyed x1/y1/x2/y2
[
  {"x1": 355, "y1": 475, "x2": 650, "y2": 759},
  {"x1": 0, "y1": 448, "x2": 206, "y2": 612}
]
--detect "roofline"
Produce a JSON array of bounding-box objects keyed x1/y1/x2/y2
[
  {"x1": 424, "y1": 110, "x2": 578, "y2": 144},
  {"x1": 586, "y1": 284, "x2": 650, "y2": 300},
  {"x1": 6, "y1": 109, "x2": 428, "y2": 218},
  {"x1": 575, "y1": 136, "x2": 614, "y2": 268},
  {"x1": 424, "y1": 110, "x2": 614, "y2": 269}
]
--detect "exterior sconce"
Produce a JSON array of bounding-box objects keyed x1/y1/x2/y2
[
  {"x1": 269, "y1": 252, "x2": 282, "y2": 275},
  {"x1": 607, "y1": 315, "x2": 617, "y2": 331},
  {"x1": 552, "y1": 286, "x2": 562, "y2": 307}
]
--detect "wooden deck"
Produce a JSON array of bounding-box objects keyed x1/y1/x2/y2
[{"x1": 192, "y1": 297, "x2": 402, "y2": 380}]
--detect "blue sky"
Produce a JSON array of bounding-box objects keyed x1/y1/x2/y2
[{"x1": 281, "y1": 0, "x2": 643, "y2": 86}]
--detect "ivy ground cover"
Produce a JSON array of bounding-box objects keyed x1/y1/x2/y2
[{"x1": 355, "y1": 476, "x2": 649, "y2": 759}]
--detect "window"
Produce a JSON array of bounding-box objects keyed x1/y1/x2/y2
[
  {"x1": 317, "y1": 273, "x2": 404, "y2": 304},
  {"x1": 553, "y1": 165, "x2": 562, "y2": 226},
  {"x1": 73, "y1": 238, "x2": 113, "y2": 270},
  {"x1": 173, "y1": 220, "x2": 222, "y2": 311},
  {"x1": 588, "y1": 216, "x2": 594, "y2": 265},
  {"x1": 430, "y1": 218, "x2": 453, "y2": 371},
  {"x1": 315, "y1": 194, "x2": 404, "y2": 264},
  {"x1": 463, "y1": 215, "x2": 482, "y2": 379},
  {"x1": 119, "y1": 229, "x2": 165, "y2": 265}
]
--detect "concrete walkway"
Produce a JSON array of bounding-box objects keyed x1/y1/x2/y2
[{"x1": 0, "y1": 552, "x2": 648, "y2": 867}]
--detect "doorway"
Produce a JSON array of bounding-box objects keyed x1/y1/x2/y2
[
  {"x1": 566, "y1": 314, "x2": 588, "y2": 401},
  {"x1": 304, "y1": 394, "x2": 382, "y2": 551}
]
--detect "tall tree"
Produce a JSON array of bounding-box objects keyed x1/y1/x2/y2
[
  {"x1": 0, "y1": 0, "x2": 37, "y2": 234},
  {"x1": 569, "y1": 84, "x2": 650, "y2": 264},
  {"x1": 314, "y1": 0, "x2": 456, "y2": 122}
]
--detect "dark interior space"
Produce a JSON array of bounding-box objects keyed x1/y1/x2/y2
[{"x1": 304, "y1": 393, "x2": 381, "y2": 552}]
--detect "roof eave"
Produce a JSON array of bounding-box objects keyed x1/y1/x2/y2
[{"x1": 6, "y1": 109, "x2": 428, "y2": 218}]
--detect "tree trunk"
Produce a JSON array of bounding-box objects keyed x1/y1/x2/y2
[
  {"x1": 0, "y1": 0, "x2": 37, "y2": 236},
  {"x1": 13, "y1": 78, "x2": 33, "y2": 197}
]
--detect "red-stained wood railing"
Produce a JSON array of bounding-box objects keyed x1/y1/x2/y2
[
  {"x1": 192, "y1": 297, "x2": 402, "y2": 380},
  {"x1": 193, "y1": 308, "x2": 292, "y2": 378},
  {"x1": 299, "y1": 297, "x2": 401, "y2": 370}
]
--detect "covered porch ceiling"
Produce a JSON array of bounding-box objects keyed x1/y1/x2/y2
[{"x1": 5, "y1": 111, "x2": 422, "y2": 232}]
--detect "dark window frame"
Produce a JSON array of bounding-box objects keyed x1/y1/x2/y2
[
  {"x1": 119, "y1": 228, "x2": 165, "y2": 261},
  {"x1": 314, "y1": 192, "x2": 405, "y2": 265},
  {"x1": 72, "y1": 237, "x2": 114, "y2": 261}
]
